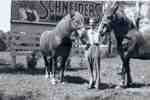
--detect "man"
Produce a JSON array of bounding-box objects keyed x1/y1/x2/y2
[{"x1": 86, "y1": 18, "x2": 101, "y2": 89}]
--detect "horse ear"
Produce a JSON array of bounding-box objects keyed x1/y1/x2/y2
[{"x1": 112, "y1": 1, "x2": 119, "y2": 14}]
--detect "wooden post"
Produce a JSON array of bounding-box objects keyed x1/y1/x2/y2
[
  {"x1": 10, "y1": 33, "x2": 16, "y2": 67},
  {"x1": 11, "y1": 50, "x2": 16, "y2": 67}
]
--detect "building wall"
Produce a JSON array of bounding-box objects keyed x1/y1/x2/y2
[
  {"x1": 11, "y1": 0, "x2": 104, "y2": 36},
  {"x1": 11, "y1": 21, "x2": 55, "y2": 34},
  {"x1": 11, "y1": 1, "x2": 103, "y2": 25}
]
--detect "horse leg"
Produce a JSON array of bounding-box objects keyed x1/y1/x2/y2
[
  {"x1": 119, "y1": 39, "x2": 135, "y2": 87},
  {"x1": 116, "y1": 44, "x2": 126, "y2": 86},
  {"x1": 125, "y1": 58, "x2": 132, "y2": 87},
  {"x1": 121, "y1": 62, "x2": 126, "y2": 86},
  {"x1": 43, "y1": 55, "x2": 51, "y2": 79},
  {"x1": 120, "y1": 56, "x2": 132, "y2": 87},
  {"x1": 50, "y1": 57, "x2": 57, "y2": 85},
  {"x1": 56, "y1": 56, "x2": 64, "y2": 82},
  {"x1": 124, "y1": 49, "x2": 135, "y2": 87},
  {"x1": 108, "y1": 33, "x2": 112, "y2": 55},
  {"x1": 119, "y1": 58, "x2": 132, "y2": 88},
  {"x1": 60, "y1": 57, "x2": 67, "y2": 83},
  {"x1": 124, "y1": 37, "x2": 136, "y2": 87},
  {"x1": 88, "y1": 56, "x2": 94, "y2": 89},
  {"x1": 65, "y1": 57, "x2": 71, "y2": 69}
]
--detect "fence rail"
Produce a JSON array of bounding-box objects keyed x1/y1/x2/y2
[
  {"x1": 10, "y1": 32, "x2": 41, "y2": 66},
  {"x1": 11, "y1": 32, "x2": 41, "y2": 52}
]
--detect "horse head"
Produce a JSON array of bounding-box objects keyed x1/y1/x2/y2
[
  {"x1": 69, "y1": 11, "x2": 86, "y2": 37},
  {"x1": 98, "y1": 1, "x2": 119, "y2": 36},
  {"x1": 55, "y1": 10, "x2": 85, "y2": 41}
]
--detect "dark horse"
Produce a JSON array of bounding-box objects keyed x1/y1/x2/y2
[
  {"x1": 40, "y1": 11, "x2": 85, "y2": 84},
  {"x1": 99, "y1": 2, "x2": 150, "y2": 87}
]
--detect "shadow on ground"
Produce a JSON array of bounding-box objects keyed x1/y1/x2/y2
[
  {"x1": 66, "y1": 67, "x2": 87, "y2": 72},
  {"x1": 0, "y1": 67, "x2": 45, "y2": 75},
  {"x1": 0, "y1": 64, "x2": 87, "y2": 75},
  {"x1": 64, "y1": 75, "x2": 88, "y2": 84},
  {"x1": 99, "y1": 83, "x2": 116, "y2": 90},
  {"x1": 64, "y1": 75, "x2": 116, "y2": 90},
  {"x1": 127, "y1": 82, "x2": 150, "y2": 88}
]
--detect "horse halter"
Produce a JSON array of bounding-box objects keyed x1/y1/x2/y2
[
  {"x1": 99, "y1": 15, "x2": 112, "y2": 36},
  {"x1": 99, "y1": 1, "x2": 119, "y2": 36}
]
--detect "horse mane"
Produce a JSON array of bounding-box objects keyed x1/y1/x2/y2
[
  {"x1": 115, "y1": 9, "x2": 136, "y2": 30},
  {"x1": 54, "y1": 14, "x2": 72, "y2": 34},
  {"x1": 109, "y1": 8, "x2": 137, "y2": 37},
  {"x1": 54, "y1": 11, "x2": 83, "y2": 37}
]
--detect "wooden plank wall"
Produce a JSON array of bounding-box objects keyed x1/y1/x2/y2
[
  {"x1": 10, "y1": 32, "x2": 41, "y2": 54},
  {"x1": 10, "y1": 32, "x2": 41, "y2": 66}
]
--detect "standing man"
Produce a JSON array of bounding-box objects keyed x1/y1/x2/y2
[{"x1": 86, "y1": 18, "x2": 101, "y2": 89}]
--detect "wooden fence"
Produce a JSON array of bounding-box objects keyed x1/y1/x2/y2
[{"x1": 10, "y1": 32, "x2": 41, "y2": 66}]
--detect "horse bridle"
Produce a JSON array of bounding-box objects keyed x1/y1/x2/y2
[{"x1": 99, "y1": 15, "x2": 112, "y2": 37}]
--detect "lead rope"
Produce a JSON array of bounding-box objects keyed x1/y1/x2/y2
[{"x1": 97, "y1": 21, "x2": 103, "y2": 45}]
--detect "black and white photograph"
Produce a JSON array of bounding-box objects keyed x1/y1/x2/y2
[{"x1": 1, "y1": 0, "x2": 150, "y2": 100}]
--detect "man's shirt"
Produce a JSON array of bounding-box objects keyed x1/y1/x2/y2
[{"x1": 87, "y1": 28, "x2": 100, "y2": 45}]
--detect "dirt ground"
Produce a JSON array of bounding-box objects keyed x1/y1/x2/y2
[{"x1": 1, "y1": 52, "x2": 150, "y2": 100}]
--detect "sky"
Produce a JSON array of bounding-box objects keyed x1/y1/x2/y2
[{"x1": 0, "y1": 0, "x2": 11, "y2": 32}]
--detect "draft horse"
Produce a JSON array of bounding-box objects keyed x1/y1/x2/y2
[
  {"x1": 40, "y1": 11, "x2": 85, "y2": 84},
  {"x1": 99, "y1": 2, "x2": 150, "y2": 87}
]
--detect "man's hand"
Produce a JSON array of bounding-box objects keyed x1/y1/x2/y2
[{"x1": 85, "y1": 43, "x2": 90, "y2": 50}]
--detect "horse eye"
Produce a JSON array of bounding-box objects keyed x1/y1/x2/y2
[
  {"x1": 76, "y1": 20, "x2": 81, "y2": 25},
  {"x1": 103, "y1": 23, "x2": 107, "y2": 27},
  {"x1": 107, "y1": 16, "x2": 112, "y2": 19},
  {"x1": 71, "y1": 17, "x2": 75, "y2": 21}
]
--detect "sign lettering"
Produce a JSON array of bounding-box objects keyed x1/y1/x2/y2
[{"x1": 11, "y1": 1, "x2": 102, "y2": 23}]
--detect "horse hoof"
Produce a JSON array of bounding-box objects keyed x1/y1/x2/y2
[
  {"x1": 88, "y1": 86, "x2": 94, "y2": 89},
  {"x1": 51, "y1": 81, "x2": 56, "y2": 85},
  {"x1": 51, "y1": 78, "x2": 57, "y2": 85},
  {"x1": 88, "y1": 83, "x2": 94, "y2": 89},
  {"x1": 117, "y1": 71, "x2": 124, "y2": 76},
  {"x1": 117, "y1": 83, "x2": 128, "y2": 89},
  {"x1": 45, "y1": 75, "x2": 49, "y2": 80},
  {"x1": 94, "y1": 82, "x2": 100, "y2": 90},
  {"x1": 120, "y1": 80, "x2": 126, "y2": 86},
  {"x1": 127, "y1": 82, "x2": 133, "y2": 88},
  {"x1": 50, "y1": 73, "x2": 53, "y2": 79},
  {"x1": 119, "y1": 80, "x2": 132, "y2": 88},
  {"x1": 62, "y1": 82, "x2": 65, "y2": 85},
  {"x1": 115, "y1": 85, "x2": 122, "y2": 89},
  {"x1": 94, "y1": 85, "x2": 100, "y2": 90}
]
